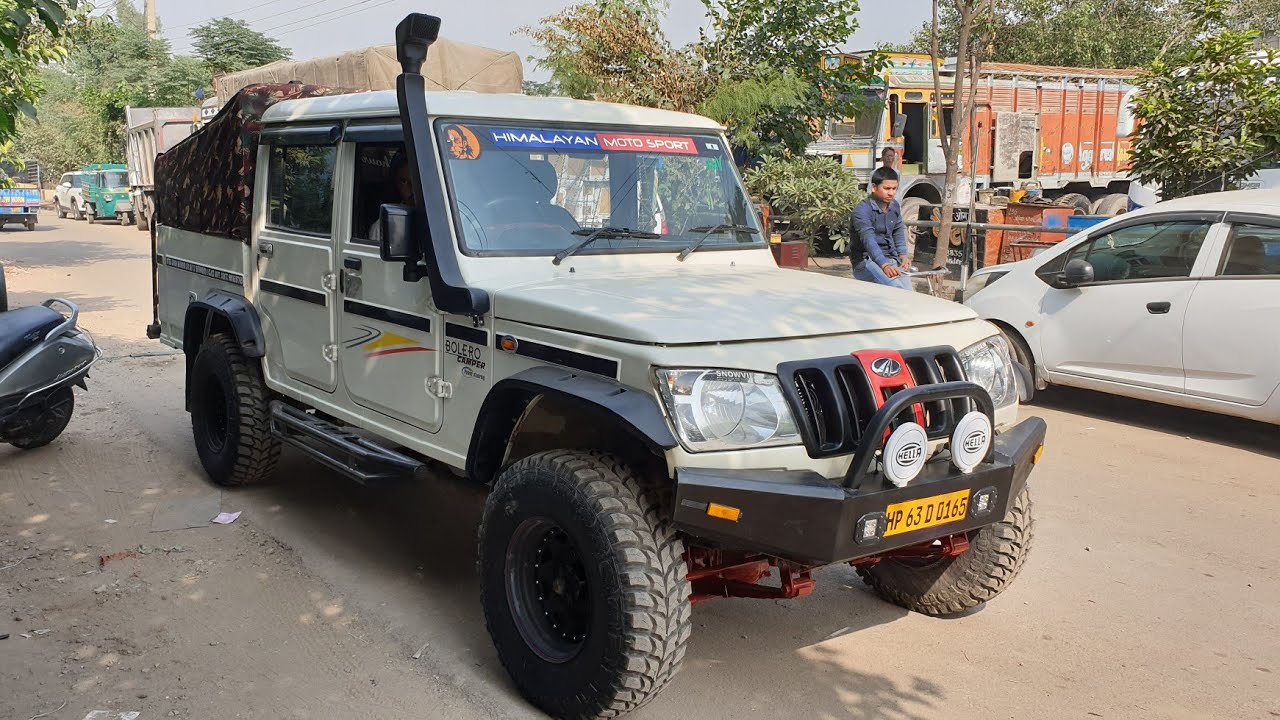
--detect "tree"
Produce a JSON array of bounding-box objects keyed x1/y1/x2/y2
[
  {"x1": 1130, "y1": 0, "x2": 1280, "y2": 199},
  {"x1": 699, "y1": 0, "x2": 885, "y2": 154},
  {"x1": 521, "y1": 1, "x2": 708, "y2": 113},
  {"x1": 907, "y1": 0, "x2": 1182, "y2": 69},
  {"x1": 927, "y1": 0, "x2": 992, "y2": 268},
  {"x1": 190, "y1": 17, "x2": 291, "y2": 76},
  {"x1": 0, "y1": 0, "x2": 86, "y2": 182}
]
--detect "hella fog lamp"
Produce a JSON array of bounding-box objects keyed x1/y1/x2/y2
[
  {"x1": 882, "y1": 422, "x2": 928, "y2": 487},
  {"x1": 950, "y1": 411, "x2": 993, "y2": 474}
]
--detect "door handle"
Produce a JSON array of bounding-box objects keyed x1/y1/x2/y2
[
  {"x1": 343, "y1": 256, "x2": 362, "y2": 271},
  {"x1": 1146, "y1": 301, "x2": 1171, "y2": 314}
]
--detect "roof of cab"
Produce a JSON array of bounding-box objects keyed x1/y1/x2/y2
[
  {"x1": 1135, "y1": 188, "x2": 1280, "y2": 216},
  {"x1": 260, "y1": 89, "x2": 724, "y2": 131}
]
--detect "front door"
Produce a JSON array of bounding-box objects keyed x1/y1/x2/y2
[
  {"x1": 335, "y1": 140, "x2": 443, "y2": 432},
  {"x1": 1183, "y1": 217, "x2": 1280, "y2": 405},
  {"x1": 1038, "y1": 217, "x2": 1221, "y2": 393},
  {"x1": 255, "y1": 141, "x2": 340, "y2": 392}
]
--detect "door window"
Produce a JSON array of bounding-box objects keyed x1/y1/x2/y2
[
  {"x1": 1218, "y1": 224, "x2": 1280, "y2": 276},
  {"x1": 351, "y1": 143, "x2": 408, "y2": 245},
  {"x1": 1065, "y1": 220, "x2": 1212, "y2": 283},
  {"x1": 266, "y1": 144, "x2": 336, "y2": 235}
]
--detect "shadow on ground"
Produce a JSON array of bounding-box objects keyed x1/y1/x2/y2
[
  {"x1": 0, "y1": 237, "x2": 148, "y2": 269},
  {"x1": 1032, "y1": 385, "x2": 1279, "y2": 459}
]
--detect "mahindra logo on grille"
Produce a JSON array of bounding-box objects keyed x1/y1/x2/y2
[
  {"x1": 871, "y1": 357, "x2": 902, "y2": 378},
  {"x1": 963, "y1": 430, "x2": 987, "y2": 453},
  {"x1": 895, "y1": 442, "x2": 923, "y2": 466}
]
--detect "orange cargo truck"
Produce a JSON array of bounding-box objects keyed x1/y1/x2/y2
[{"x1": 808, "y1": 53, "x2": 1139, "y2": 226}]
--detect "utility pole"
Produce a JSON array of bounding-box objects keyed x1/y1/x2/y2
[{"x1": 145, "y1": 0, "x2": 158, "y2": 40}]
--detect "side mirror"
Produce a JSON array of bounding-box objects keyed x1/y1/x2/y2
[
  {"x1": 1059, "y1": 258, "x2": 1095, "y2": 287},
  {"x1": 378, "y1": 204, "x2": 420, "y2": 263},
  {"x1": 892, "y1": 114, "x2": 908, "y2": 138}
]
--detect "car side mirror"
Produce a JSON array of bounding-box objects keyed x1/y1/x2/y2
[
  {"x1": 378, "y1": 203, "x2": 420, "y2": 263},
  {"x1": 892, "y1": 114, "x2": 908, "y2": 138},
  {"x1": 1058, "y1": 258, "x2": 1095, "y2": 287}
]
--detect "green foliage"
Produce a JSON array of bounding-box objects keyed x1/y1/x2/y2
[
  {"x1": 906, "y1": 0, "x2": 1182, "y2": 68},
  {"x1": 521, "y1": 79, "x2": 560, "y2": 96},
  {"x1": 0, "y1": 0, "x2": 85, "y2": 183},
  {"x1": 1131, "y1": 0, "x2": 1280, "y2": 198},
  {"x1": 12, "y1": 69, "x2": 114, "y2": 177},
  {"x1": 696, "y1": 68, "x2": 808, "y2": 152},
  {"x1": 744, "y1": 155, "x2": 864, "y2": 253},
  {"x1": 524, "y1": 0, "x2": 885, "y2": 156},
  {"x1": 190, "y1": 17, "x2": 291, "y2": 76},
  {"x1": 700, "y1": 0, "x2": 886, "y2": 154}
]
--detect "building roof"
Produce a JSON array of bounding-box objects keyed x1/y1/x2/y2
[{"x1": 261, "y1": 90, "x2": 724, "y2": 131}]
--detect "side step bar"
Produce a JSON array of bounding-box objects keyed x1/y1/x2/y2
[{"x1": 269, "y1": 401, "x2": 428, "y2": 484}]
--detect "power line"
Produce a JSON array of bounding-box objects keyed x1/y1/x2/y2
[
  {"x1": 177, "y1": 0, "x2": 301, "y2": 30},
  {"x1": 260, "y1": 0, "x2": 401, "y2": 35}
]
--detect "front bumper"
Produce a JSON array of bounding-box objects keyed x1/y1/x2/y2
[{"x1": 673, "y1": 416, "x2": 1047, "y2": 566}]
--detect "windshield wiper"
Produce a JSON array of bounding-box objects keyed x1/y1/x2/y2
[
  {"x1": 677, "y1": 224, "x2": 760, "y2": 261},
  {"x1": 553, "y1": 227, "x2": 661, "y2": 265}
]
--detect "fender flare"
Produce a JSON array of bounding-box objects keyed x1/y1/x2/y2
[
  {"x1": 466, "y1": 366, "x2": 678, "y2": 484},
  {"x1": 183, "y1": 291, "x2": 266, "y2": 359}
]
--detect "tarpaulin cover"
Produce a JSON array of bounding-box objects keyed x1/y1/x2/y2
[
  {"x1": 154, "y1": 83, "x2": 358, "y2": 242},
  {"x1": 212, "y1": 39, "x2": 523, "y2": 100}
]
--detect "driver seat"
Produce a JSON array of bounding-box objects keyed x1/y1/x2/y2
[{"x1": 0, "y1": 306, "x2": 63, "y2": 369}]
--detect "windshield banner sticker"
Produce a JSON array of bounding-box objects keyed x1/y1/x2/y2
[
  {"x1": 486, "y1": 128, "x2": 700, "y2": 155},
  {"x1": 597, "y1": 133, "x2": 698, "y2": 154}
]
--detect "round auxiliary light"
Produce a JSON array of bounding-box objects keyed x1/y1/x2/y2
[
  {"x1": 950, "y1": 411, "x2": 993, "y2": 474},
  {"x1": 883, "y1": 422, "x2": 928, "y2": 487}
]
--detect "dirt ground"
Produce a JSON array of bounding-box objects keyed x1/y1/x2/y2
[{"x1": 2, "y1": 217, "x2": 1277, "y2": 720}]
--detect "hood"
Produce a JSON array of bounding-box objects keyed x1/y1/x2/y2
[{"x1": 491, "y1": 266, "x2": 977, "y2": 345}]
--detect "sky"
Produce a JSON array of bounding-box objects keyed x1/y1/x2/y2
[{"x1": 137, "y1": 0, "x2": 931, "y2": 80}]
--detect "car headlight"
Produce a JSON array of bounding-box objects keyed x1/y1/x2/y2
[
  {"x1": 655, "y1": 369, "x2": 801, "y2": 452},
  {"x1": 959, "y1": 335, "x2": 1018, "y2": 408}
]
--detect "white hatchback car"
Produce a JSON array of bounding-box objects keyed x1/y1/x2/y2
[{"x1": 965, "y1": 189, "x2": 1280, "y2": 424}]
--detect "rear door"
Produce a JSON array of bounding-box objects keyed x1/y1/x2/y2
[
  {"x1": 1182, "y1": 214, "x2": 1280, "y2": 405},
  {"x1": 254, "y1": 137, "x2": 340, "y2": 392},
  {"x1": 1036, "y1": 215, "x2": 1222, "y2": 393},
  {"x1": 334, "y1": 135, "x2": 443, "y2": 432}
]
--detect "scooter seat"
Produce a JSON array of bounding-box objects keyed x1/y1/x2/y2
[{"x1": 0, "y1": 306, "x2": 64, "y2": 369}]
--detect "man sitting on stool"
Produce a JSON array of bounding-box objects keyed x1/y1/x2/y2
[{"x1": 850, "y1": 167, "x2": 912, "y2": 290}]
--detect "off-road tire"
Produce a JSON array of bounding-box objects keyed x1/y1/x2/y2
[
  {"x1": 9, "y1": 387, "x2": 75, "y2": 450},
  {"x1": 55, "y1": 201, "x2": 67, "y2": 219},
  {"x1": 479, "y1": 450, "x2": 692, "y2": 719},
  {"x1": 858, "y1": 484, "x2": 1033, "y2": 616},
  {"x1": 189, "y1": 333, "x2": 279, "y2": 486},
  {"x1": 1056, "y1": 192, "x2": 1092, "y2": 215}
]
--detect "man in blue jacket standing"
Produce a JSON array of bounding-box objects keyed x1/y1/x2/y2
[{"x1": 850, "y1": 167, "x2": 912, "y2": 290}]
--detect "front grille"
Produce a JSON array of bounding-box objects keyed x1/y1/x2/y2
[{"x1": 777, "y1": 346, "x2": 971, "y2": 459}]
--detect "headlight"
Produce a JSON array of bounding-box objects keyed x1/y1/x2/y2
[
  {"x1": 655, "y1": 369, "x2": 801, "y2": 452},
  {"x1": 959, "y1": 335, "x2": 1018, "y2": 408},
  {"x1": 103, "y1": 194, "x2": 113, "y2": 201}
]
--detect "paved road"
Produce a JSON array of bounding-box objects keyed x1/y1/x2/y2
[{"x1": 2, "y1": 217, "x2": 1277, "y2": 720}]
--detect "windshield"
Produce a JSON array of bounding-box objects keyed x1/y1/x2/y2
[
  {"x1": 103, "y1": 171, "x2": 128, "y2": 189},
  {"x1": 435, "y1": 121, "x2": 762, "y2": 257}
]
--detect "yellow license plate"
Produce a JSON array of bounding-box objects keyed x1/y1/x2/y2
[{"x1": 884, "y1": 489, "x2": 970, "y2": 537}]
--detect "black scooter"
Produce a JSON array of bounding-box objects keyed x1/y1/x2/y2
[{"x1": 0, "y1": 262, "x2": 100, "y2": 449}]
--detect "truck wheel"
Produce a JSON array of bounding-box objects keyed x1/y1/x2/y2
[
  {"x1": 1056, "y1": 192, "x2": 1092, "y2": 215},
  {"x1": 189, "y1": 333, "x2": 280, "y2": 486},
  {"x1": 479, "y1": 450, "x2": 691, "y2": 719},
  {"x1": 858, "y1": 484, "x2": 1033, "y2": 616},
  {"x1": 26, "y1": 219, "x2": 36, "y2": 231},
  {"x1": 1091, "y1": 193, "x2": 1129, "y2": 216},
  {"x1": 136, "y1": 210, "x2": 149, "y2": 232},
  {"x1": 10, "y1": 388, "x2": 75, "y2": 450},
  {"x1": 55, "y1": 202, "x2": 67, "y2": 219}
]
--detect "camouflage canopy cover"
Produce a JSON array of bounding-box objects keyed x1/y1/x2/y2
[{"x1": 154, "y1": 83, "x2": 358, "y2": 242}]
